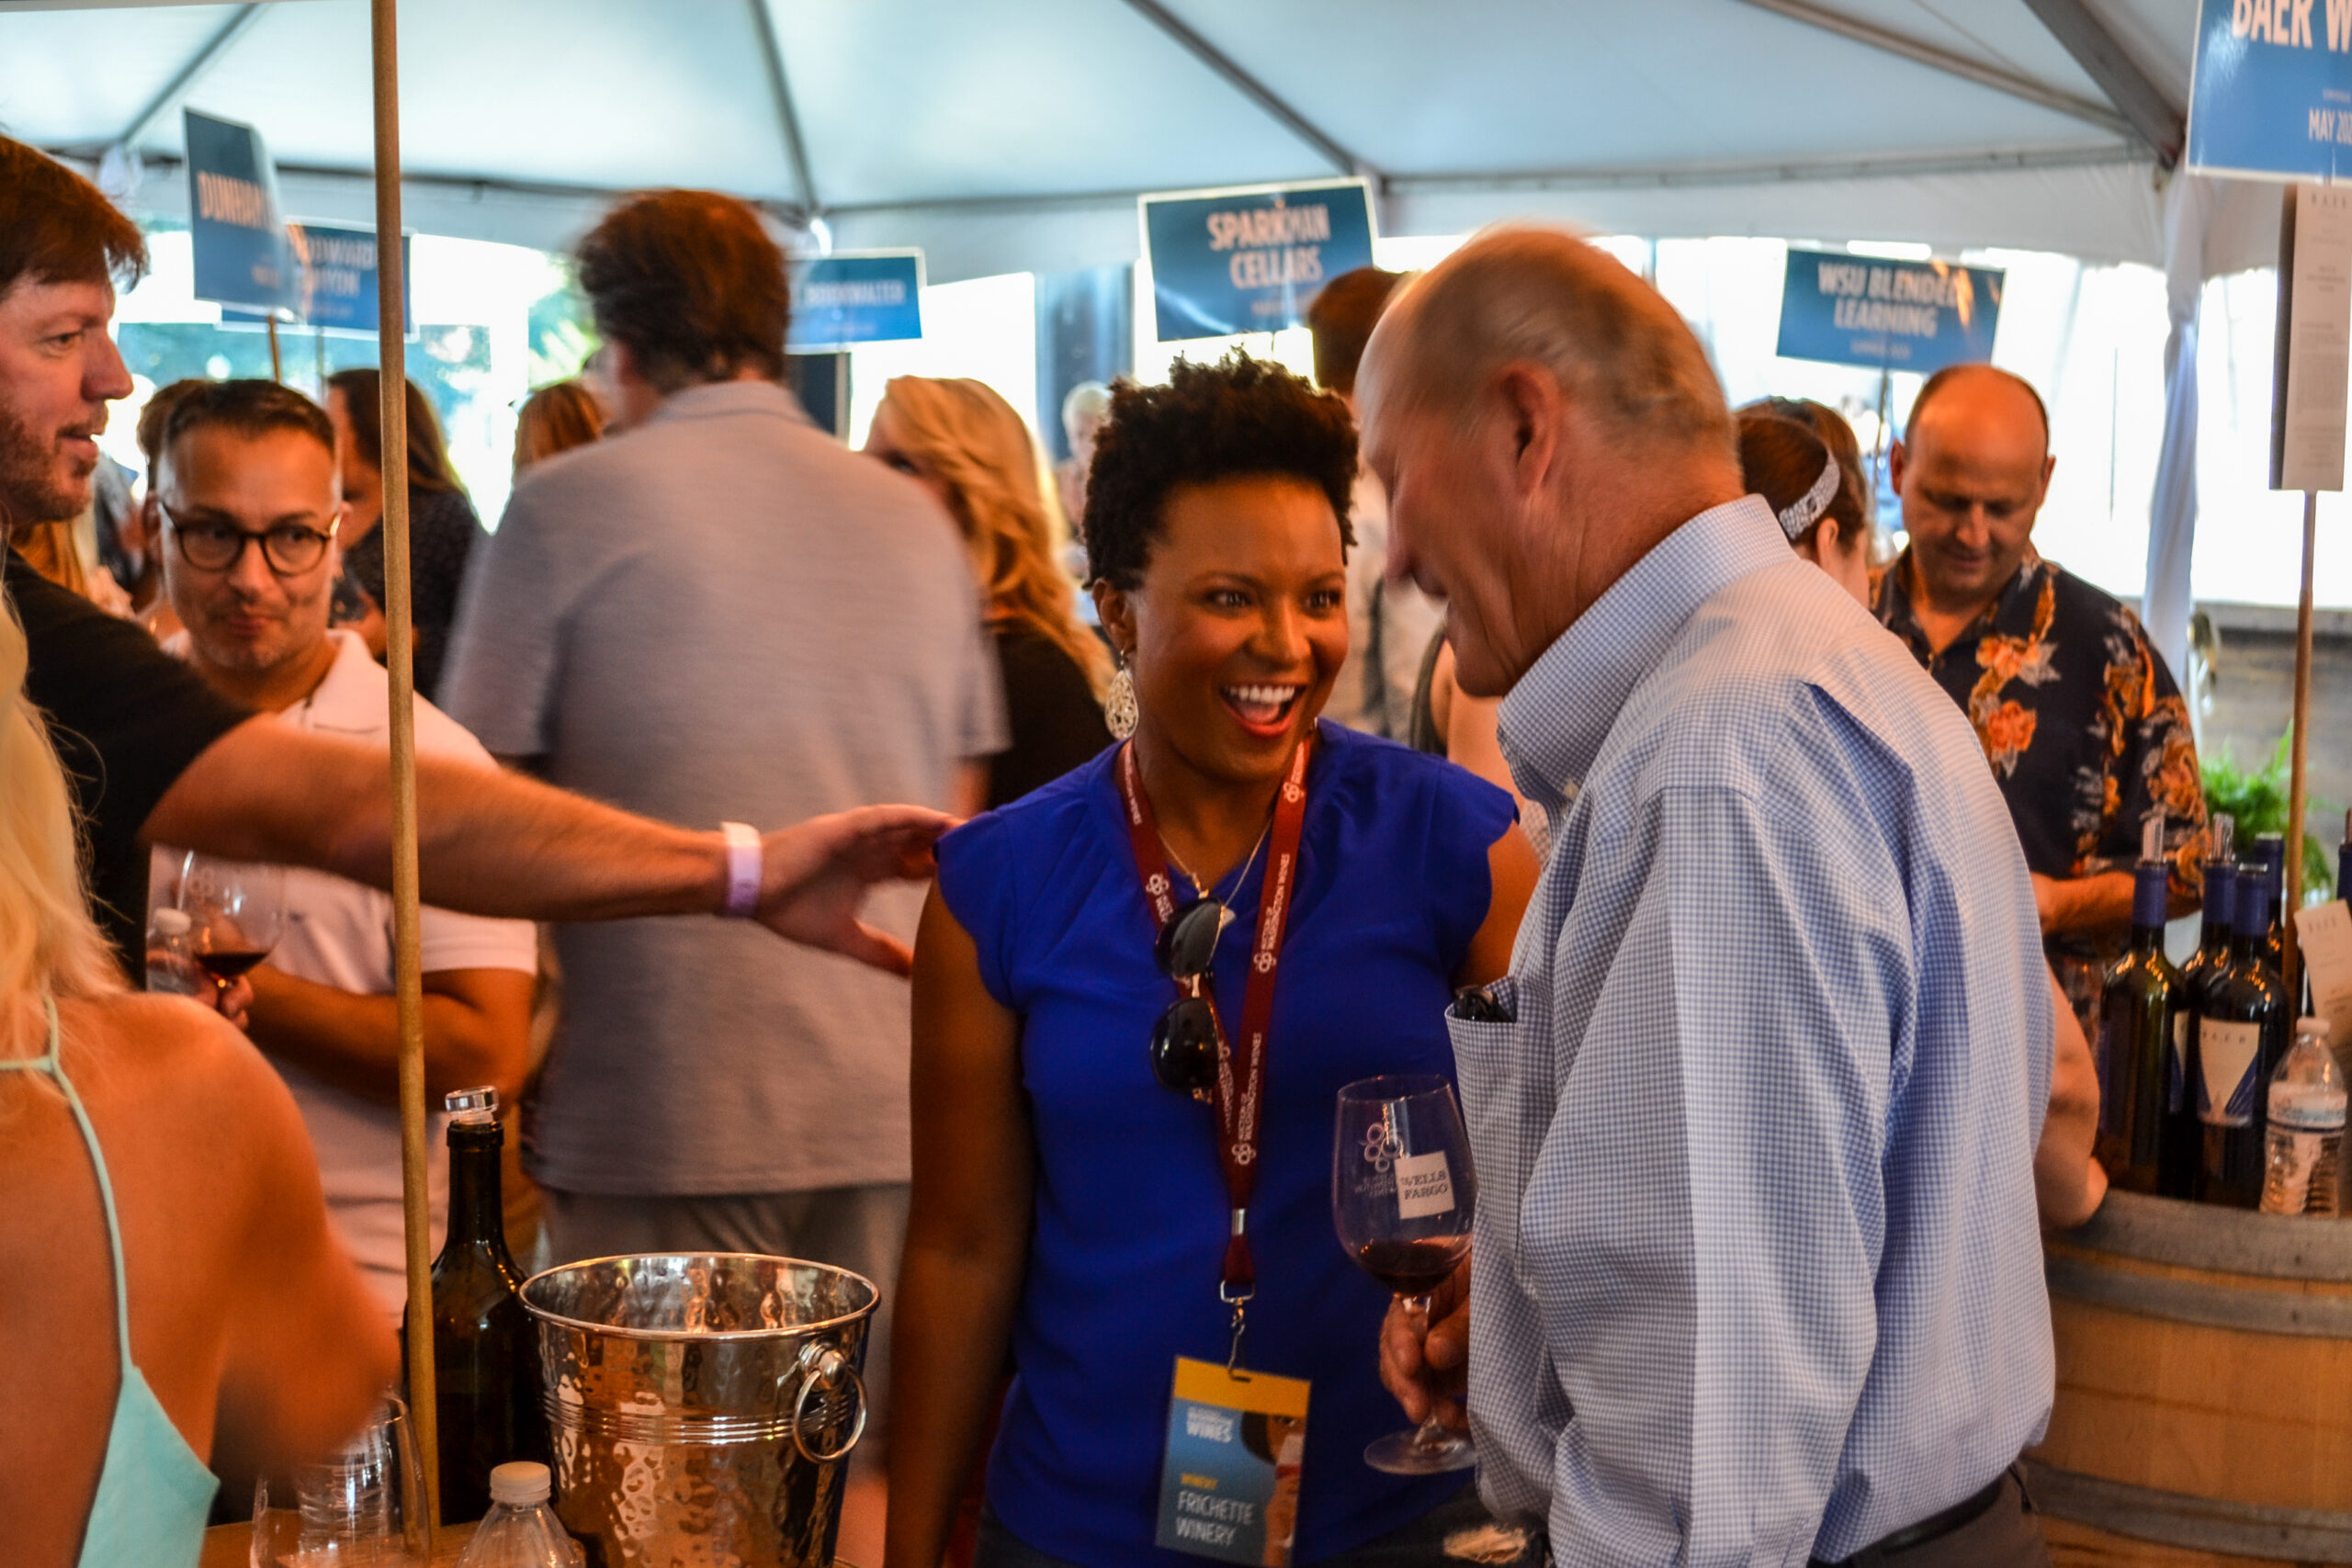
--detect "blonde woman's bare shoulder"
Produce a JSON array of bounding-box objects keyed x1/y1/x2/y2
[{"x1": 57, "y1": 993, "x2": 309, "y2": 1148}]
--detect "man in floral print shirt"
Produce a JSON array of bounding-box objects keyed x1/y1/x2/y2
[{"x1": 1875, "y1": 366, "x2": 2203, "y2": 1006}]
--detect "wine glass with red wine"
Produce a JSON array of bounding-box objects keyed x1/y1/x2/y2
[
  {"x1": 1332, "y1": 1073, "x2": 1477, "y2": 1474},
  {"x1": 175, "y1": 852, "x2": 284, "y2": 996}
]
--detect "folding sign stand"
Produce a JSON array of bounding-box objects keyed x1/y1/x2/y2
[{"x1": 2272, "y1": 184, "x2": 2352, "y2": 1003}]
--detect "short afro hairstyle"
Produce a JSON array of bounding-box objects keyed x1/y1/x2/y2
[{"x1": 1084, "y1": 352, "x2": 1357, "y2": 592}]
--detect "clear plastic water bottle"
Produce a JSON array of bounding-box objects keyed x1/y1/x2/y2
[
  {"x1": 2261, "y1": 1019, "x2": 2345, "y2": 1217},
  {"x1": 143, "y1": 906, "x2": 201, "y2": 998},
  {"x1": 454, "y1": 1461, "x2": 583, "y2": 1566}
]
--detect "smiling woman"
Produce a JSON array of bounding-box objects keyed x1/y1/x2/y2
[{"x1": 887, "y1": 352, "x2": 1544, "y2": 1568}]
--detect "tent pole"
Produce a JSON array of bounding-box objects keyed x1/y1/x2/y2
[
  {"x1": 266, "y1": 315, "x2": 282, "y2": 383},
  {"x1": 2285, "y1": 490, "x2": 2318, "y2": 1006},
  {"x1": 369, "y1": 0, "x2": 438, "y2": 1532}
]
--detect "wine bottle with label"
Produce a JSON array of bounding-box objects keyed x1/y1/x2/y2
[
  {"x1": 2168, "y1": 817, "x2": 2236, "y2": 1199},
  {"x1": 407, "y1": 1087, "x2": 549, "y2": 1522},
  {"x1": 2196, "y1": 868, "x2": 2290, "y2": 1209},
  {"x1": 2097, "y1": 820, "x2": 2185, "y2": 1194}
]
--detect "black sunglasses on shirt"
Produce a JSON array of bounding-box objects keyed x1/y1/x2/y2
[{"x1": 1149, "y1": 896, "x2": 1226, "y2": 1096}]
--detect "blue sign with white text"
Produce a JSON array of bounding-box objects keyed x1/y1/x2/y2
[
  {"x1": 185, "y1": 108, "x2": 296, "y2": 314},
  {"x1": 2188, "y1": 0, "x2": 2352, "y2": 181},
  {"x1": 1142, "y1": 181, "x2": 1376, "y2": 342},
  {"x1": 1775, "y1": 249, "x2": 2005, "y2": 374},
  {"x1": 289, "y1": 222, "x2": 411, "y2": 335},
  {"x1": 789, "y1": 253, "x2": 923, "y2": 349}
]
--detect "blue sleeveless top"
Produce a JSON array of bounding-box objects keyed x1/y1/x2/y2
[
  {"x1": 0, "y1": 998, "x2": 219, "y2": 1566},
  {"x1": 936, "y1": 724, "x2": 1514, "y2": 1566}
]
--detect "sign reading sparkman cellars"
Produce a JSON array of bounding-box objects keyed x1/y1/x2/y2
[{"x1": 1141, "y1": 180, "x2": 1377, "y2": 342}]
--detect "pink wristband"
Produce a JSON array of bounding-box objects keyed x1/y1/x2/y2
[{"x1": 719, "y1": 821, "x2": 762, "y2": 918}]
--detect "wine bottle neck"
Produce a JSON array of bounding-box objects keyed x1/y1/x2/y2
[
  {"x1": 2199, "y1": 867, "x2": 2235, "y2": 951},
  {"x1": 2130, "y1": 863, "x2": 2169, "y2": 943},
  {"x1": 442, "y1": 1122, "x2": 512, "y2": 1263}
]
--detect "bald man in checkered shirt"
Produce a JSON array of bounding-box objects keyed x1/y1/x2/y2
[{"x1": 1354, "y1": 228, "x2": 2055, "y2": 1568}]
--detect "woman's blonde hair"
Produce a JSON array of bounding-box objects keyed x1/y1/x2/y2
[
  {"x1": 876, "y1": 377, "x2": 1108, "y2": 693},
  {"x1": 514, "y1": 378, "x2": 607, "y2": 478},
  {"x1": 0, "y1": 587, "x2": 121, "y2": 1034}
]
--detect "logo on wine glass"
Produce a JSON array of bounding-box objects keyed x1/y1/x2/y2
[{"x1": 1362, "y1": 1122, "x2": 1398, "y2": 1173}]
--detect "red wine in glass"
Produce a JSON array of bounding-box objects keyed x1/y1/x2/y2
[
  {"x1": 1333, "y1": 1074, "x2": 1478, "y2": 1474},
  {"x1": 195, "y1": 949, "x2": 272, "y2": 985},
  {"x1": 173, "y1": 852, "x2": 285, "y2": 997},
  {"x1": 1354, "y1": 1237, "x2": 1470, "y2": 1299}
]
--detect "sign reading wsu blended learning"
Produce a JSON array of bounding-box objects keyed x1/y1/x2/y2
[
  {"x1": 1142, "y1": 180, "x2": 1375, "y2": 342},
  {"x1": 789, "y1": 252, "x2": 923, "y2": 350},
  {"x1": 1775, "y1": 249, "x2": 2005, "y2": 374},
  {"x1": 2188, "y1": 0, "x2": 2352, "y2": 180},
  {"x1": 185, "y1": 108, "x2": 297, "y2": 314}
]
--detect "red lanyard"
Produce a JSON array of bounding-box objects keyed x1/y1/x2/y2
[{"x1": 1117, "y1": 734, "x2": 1314, "y2": 1304}]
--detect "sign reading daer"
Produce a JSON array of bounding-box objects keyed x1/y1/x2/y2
[
  {"x1": 2187, "y1": 0, "x2": 2352, "y2": 181},
  {"x1": 1141, "y1": 180, "x2": 1376, "y2": 342}
]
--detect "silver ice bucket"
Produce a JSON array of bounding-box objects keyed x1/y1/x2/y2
[{"x1": 522, "y1": 1253, "x2": 875, "y2": 1568}]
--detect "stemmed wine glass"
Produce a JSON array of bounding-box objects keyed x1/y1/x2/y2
[
  {"x1": 175, "y1": 851, "x2": 284, "y2": 998},
  {"x1": 251, "y1": 1395, "x2": 431, "y2": 1565},
  {"x1": 1332, "y1": 1074, "x2": 1477, "y2": 1474}
]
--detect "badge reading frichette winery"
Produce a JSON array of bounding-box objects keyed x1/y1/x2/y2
[{"x1": 1156, "y1": 1357, "x2": 1311, "y2": 1566}]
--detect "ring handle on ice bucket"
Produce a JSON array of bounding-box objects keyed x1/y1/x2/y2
[{"x1": 787, "y1": 1343, "x2": 868, "y2": 1464}]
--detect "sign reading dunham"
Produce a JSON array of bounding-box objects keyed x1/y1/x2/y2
[
  {"x1": 1141, "y1": 180, "x2": 1376, "y2": 343},
  {"x1": 1775, "y1": 249, "x2": 2006, "y2": 375},
  {"x1": 184, "y1": 108, "x2": 297, "y2": 315}
]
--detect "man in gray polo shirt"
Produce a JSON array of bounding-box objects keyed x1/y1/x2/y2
[{"x1": 442, "y1": 192, "x2": 1005, "y2": 1494}]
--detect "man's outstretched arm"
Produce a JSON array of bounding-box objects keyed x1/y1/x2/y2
[{"x1": 143, "y1": 717, "x2": 949, "y2": 973}]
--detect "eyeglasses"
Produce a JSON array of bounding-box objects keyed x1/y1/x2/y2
[
  {"x1": 159, "y1": 501, "x2": 339, "y2": 575},
  {"x1": 1150, "y1": 895, "x2": 1226, "y2": 1096}
]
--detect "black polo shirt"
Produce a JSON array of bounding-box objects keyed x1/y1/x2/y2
[{"x1": 5, "y1": 547, "x2": 251, "y2": 971}]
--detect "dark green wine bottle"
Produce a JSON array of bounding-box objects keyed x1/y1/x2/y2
[
  {"x1": 406, "y1": 1087, "x2": 549, "y2": 1522},
  {"x1": 2097, "y1": 841, "x2": 2184, "y2": 1194},
  {"x1": 2196, "y1": 870, "x2": 2290, "y2": 1209}
]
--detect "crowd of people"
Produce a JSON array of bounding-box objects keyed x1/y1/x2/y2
[{"x1": 0, "y1": 122, "x2": 2213, "y2": 1568}]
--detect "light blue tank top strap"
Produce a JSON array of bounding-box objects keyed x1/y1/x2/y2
[{"x1": 0, "y1": 997, "x2": 219, "y2": 1566}]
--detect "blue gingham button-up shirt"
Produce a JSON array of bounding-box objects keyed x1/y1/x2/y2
[{"x1": 1463, "y1": 496, "x2": 2053, "y2": 1565}]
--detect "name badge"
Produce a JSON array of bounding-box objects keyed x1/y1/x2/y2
[{"x1": 1156, "y1": 1357, "x2": 1311, "y2": 1566}]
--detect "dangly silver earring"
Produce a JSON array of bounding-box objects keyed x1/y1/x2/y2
[{"x1": 1104, "y1": 655, "x2": 1138, "y2": 740}]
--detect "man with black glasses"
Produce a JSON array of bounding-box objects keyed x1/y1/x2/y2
[
  {"x1": 0, "y1": 133, "x2": 946, "y2": 983},
  {"x1": 149, "y1": 378, "x2": 537, "y2": 1316}
]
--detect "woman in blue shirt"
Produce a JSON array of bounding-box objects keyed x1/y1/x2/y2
[{"x1": 887, "y1": 354, "x2": 1539, "y2": 1568}]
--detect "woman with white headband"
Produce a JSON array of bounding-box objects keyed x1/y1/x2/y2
[{"x1": 1735, "y1": 400, "x2": 1876, "y2": 604}]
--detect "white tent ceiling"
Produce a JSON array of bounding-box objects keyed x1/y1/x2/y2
[{"x1": 0, "y1": 0, "x2": 2265, "y2": 283}]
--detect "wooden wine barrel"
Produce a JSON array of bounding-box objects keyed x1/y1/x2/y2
[{"x1": 2031, "y1": 1190, "x2": 2352, "y2": 1565}]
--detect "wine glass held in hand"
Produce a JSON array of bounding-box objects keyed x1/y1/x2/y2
[
  {"x1": 1333, "y1": 1074, "x2": 1477, "y2": 1474},
  {"x1": 175, "y1": 852, "x2": 285, "y2": 994}
]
